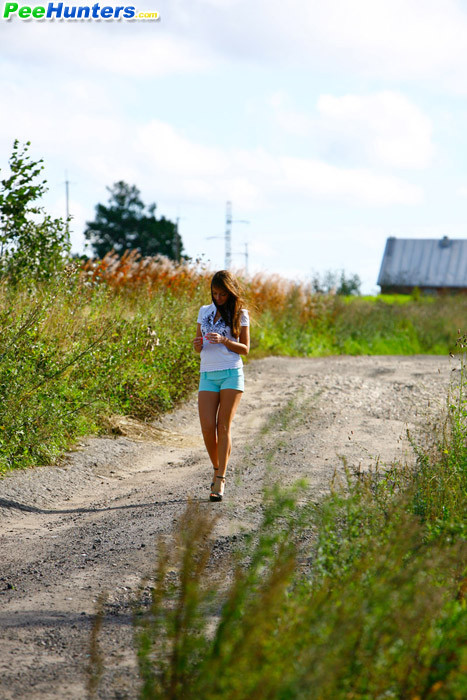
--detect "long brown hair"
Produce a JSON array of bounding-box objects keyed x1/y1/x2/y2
[{"x1": 211, "y1": 270, "x2": 246, "y2": 338}]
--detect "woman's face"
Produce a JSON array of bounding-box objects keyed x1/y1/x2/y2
[{"x1": 212, "y1": 286, "x2": 229, "y2": 307}]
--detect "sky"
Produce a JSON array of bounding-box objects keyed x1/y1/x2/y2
[{"x1": 1, "y1": 0, "x2": 467, "y2": 293}]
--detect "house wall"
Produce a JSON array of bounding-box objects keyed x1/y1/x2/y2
[{"x1": 380, "y1": 285, "x2": 467, "y2": 295}]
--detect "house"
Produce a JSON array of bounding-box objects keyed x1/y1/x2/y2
[{"x1": 377, "y1": 237, "x2": 467, "y2": 294}]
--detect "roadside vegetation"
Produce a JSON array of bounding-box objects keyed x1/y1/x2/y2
[
  {"x1": 88, "y1": 337, "x2": 467, "y2": 700},
  {"x1": 0, "y1": 272, "x2": 203, "y2": 472},
  {"x1": 85, "y1": 250, "x2": 466, "y2": 358},
  {"x1": 0, "y1": 259, "x2": 465, "y2": 473}
]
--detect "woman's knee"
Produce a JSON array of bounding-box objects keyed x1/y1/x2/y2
[
  {"x1": 201, "y1": 421, "x2": 217, "y2": 436},
  {"x1": 217, "y1": 422, "x2": 231, "y2": 438}
]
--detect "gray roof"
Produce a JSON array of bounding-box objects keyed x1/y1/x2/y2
[{"x1": 377, "y1": 237, "x2": 467, "y2": 288}]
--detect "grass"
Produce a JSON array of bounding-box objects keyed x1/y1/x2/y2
[
  {"x1": 0, "y1": 269, "x2": 204, "y2": 472},
  {"x1": 0, "y1": 257, "x2": 465, "y2": 473},
  {"x1": 86, "y1": 252, "x2": 465, "y2": 357},
  {"x1": 87, "y1": 344, "x2": 467, "y2": 700}
]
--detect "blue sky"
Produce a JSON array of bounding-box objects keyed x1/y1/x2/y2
[{"x1": 1, "y1": 0, "x2": 467, "y2": 292}]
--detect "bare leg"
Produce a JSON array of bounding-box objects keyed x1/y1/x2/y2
[
  {"x1": 214, "y1": 389, "x2": 243, "y2": 496},
  {"x1": 198, "y1": 391, "x2": 220, "y2": 479}
]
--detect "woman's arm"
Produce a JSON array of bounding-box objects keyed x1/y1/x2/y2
[
  {"x1": 193, "y1": 323, "x2": 203, "y2": 353},
  {"x1": 205, "y1": 325, "x2": 250, "y2": 356}
]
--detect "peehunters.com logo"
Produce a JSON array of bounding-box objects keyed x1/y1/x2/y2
[{"x1": 2, "y1": 2, "x2": 159, "y2": 20}]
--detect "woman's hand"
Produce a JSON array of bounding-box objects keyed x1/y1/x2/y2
[
  {"x1": 193, "y1": 336, "x2": 203, "y2": 352},
  {"x1": 205, "y1": 332, "x2": 226, "y2": 345}
]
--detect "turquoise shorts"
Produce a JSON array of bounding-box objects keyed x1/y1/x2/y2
[{"x1": 199, "y1": 367, "x2": 244, "y2": 393}]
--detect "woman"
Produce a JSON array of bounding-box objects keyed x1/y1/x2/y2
[{"x1": 193, "y1": 270, "x2": 250, "y2": 501}]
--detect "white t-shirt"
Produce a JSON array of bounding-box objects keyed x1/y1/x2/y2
[{"x1": 197, "y1": 303, "x2": 249, "y2": 372}]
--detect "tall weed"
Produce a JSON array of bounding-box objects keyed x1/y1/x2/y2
[{"x1": 83, "y1": 253, "x2": 466, "y2": 355}]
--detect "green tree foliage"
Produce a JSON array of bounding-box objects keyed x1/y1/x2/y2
[
  {"x1": 84, "y1": 181, "x2": 183, "y2": 261},
  {"x1": 0, "y1": 140, "x2": 71, "y2": 283}
]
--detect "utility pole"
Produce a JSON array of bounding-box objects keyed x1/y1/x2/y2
[
  {"x1": 207, "y1": 201, "x2": 249, "y2": 269},
  {"x1": 225, "y1": 200, "x2": 232, "y2": 268},
  {"x1": 226, "y1": 201, "x2": 249, "y2": 269},
  {"x1": 174, "y1": 216, "x2": 180, "y2": 262},
  {"x1": 64, "y1": 171, "x2": 70, "y2": 234}
]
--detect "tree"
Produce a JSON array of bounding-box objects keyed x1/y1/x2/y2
[
  {"x1": 0, "y1": 140, "x2": 71, "y2": 283},
  {"x1": 84, "y1": 181, "x2": 183, "y2": 261},
  {"x1": 311, "y1": 269, "x2": 361, "y2": 296}
]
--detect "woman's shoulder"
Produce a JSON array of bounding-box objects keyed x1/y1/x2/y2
[
  {"x1": 197, "y1": 303, "x2": 215, "y2": 320},
  {"x1": 198, "y1": 303, "x2": 215, "y2": 313}
]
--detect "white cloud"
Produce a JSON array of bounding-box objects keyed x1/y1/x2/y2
[
  {"x1": 167, "y1": 0, "x2": 467, "y2": 90},
  {"x1": 316, "y1": 92, "x2": 434, "y2": 169},
  {"x1": 0, "y1": 18, "x2": 216, "y2": 78},
  {"x1": 249, "y1": 240, "x2": 278, "y2": 258},
  {"x1": 83, "y1": 34, "x2": 214, "y2": 77},
  {"x1": 195, "y1": 0, "x2": 243, "y2": 7},
  {"x1": 0, "y1": 83, "x2": 424, "y2": 217},
  {"x1": 233, "y1": 149, "x2": 281, "y2": 179},
  {"x1": 131, "y1": 123, "x2": 423, "y2": 207},
  {"x1": 134, "y1": 121, "x2": 225, "y2": 177},
  {"x1": 280, "y1": 157, "x2": 423, "y2": 206},
  {"x1": 269, "y1": 92, "x2": 313, "y2": 136},
  {"x1": 269, "y1": 90, "x2": 434, "y2": 170},
  {"x1": 2, "y1": 0, "x2": 467, "y2": 90}
]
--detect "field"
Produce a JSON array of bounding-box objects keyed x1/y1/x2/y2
[{"x1": 0, "y1": 253, "x2": 465, "y2": 473}]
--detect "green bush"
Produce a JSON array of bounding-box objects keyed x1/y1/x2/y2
[
  {"x1": 0, "y1": 272, "x2": 204, "y2": 472},
  {"x1": 0, "y1": 140, "x2": 71, "y2": 283}
]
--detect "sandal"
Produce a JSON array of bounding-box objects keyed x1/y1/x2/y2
[
  {"x1": 210, "y1": 476, "x2": 226, "y2": 502},
  {"x1": 211, "y1": 468, "x2": 218, "y2": 491}
]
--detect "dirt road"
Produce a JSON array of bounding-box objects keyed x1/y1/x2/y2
[{"x1": 0, "y1": 355, "x2": 452, "y2": 699}]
